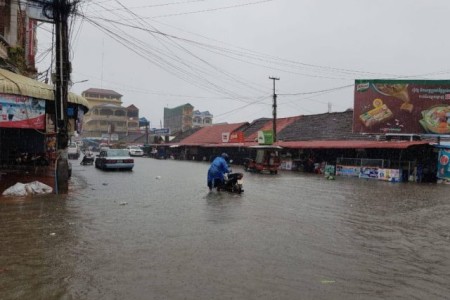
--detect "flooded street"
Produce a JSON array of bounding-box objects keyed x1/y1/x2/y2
[{"x1": 1, "y1": 157, "x2": 450, "y2": 299}]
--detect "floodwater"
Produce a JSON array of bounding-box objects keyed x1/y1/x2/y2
[{"x1": 1, "y1": 158, "x2": 450, "y2": 300}]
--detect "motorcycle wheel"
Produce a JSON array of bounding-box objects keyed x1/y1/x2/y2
[{"x1": 233, "y1": 184, "x2": 242, "y2": 194}]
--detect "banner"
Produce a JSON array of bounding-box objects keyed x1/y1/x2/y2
[
  {"x1": 354, "y1": 80, "x2": 450, "y2": 134},
  {"x1": 437, "y1": 149, "x2": 450, "y2": 180},
  {"x1": 257, "y1": 130, "x2": 273, "y2": 145},
  {"x1": 0, "y1": 95, "x2": 45, "y2": 129}
]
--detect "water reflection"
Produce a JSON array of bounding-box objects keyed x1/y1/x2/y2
[
  {"x1": 1, "y1": 158, "x2": 449, "y2": 299},
  {"x1": 204, "y1": 191, "x2": 243, "y2": 224}
]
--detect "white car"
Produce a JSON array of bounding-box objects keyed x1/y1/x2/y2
[
  {"x1": 127, "y1": 146, "x2": 144, "y2": 157},
  {"x1": 95, "y1": 149, "x2": 134, "y2": 171},
  {"x1": 68, "y1": 142, "x2": 80, "y2": 159}
]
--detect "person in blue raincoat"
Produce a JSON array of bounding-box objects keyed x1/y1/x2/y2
[{"x1": 207, "y1": 153, "x2": 230, "y2": 191}]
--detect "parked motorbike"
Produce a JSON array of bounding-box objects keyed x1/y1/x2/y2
[
  {"x1": 217, "y1": 171, "x2": 244, "y2": 194},
  {"x1": 80, "y1": 151, "x2": 95, "y2": 165}
]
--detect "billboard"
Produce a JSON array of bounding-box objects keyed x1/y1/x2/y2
[
  {"x1": 353, "y1": 80, "x2": 450, "y2": 134},
  {"x1": 0, "y1": 95, "x2": 45, "y2": 129}
]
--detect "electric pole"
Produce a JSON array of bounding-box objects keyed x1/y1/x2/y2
[
  {"x1": 52, "y1": 0, "x2": 75, "y2": 193},
  {"x1": 269, "y1": 76, "x2": 279, "y2": 143}
]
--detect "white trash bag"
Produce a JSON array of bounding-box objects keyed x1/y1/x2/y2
[{"x1": 2, "y1": 181, "x2": 53, "y2": 197}]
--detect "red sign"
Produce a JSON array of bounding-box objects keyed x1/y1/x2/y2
[
  {"x1": 353, "y1": 80, "x2": 450, "y2": 134},
  {"x1": 228, "y1": 131, "x2": 244, "y2": 143}
]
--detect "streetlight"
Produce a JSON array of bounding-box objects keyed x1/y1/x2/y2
[{"x1": 70, "y1": 79, "x2": 88, "y2": 86}]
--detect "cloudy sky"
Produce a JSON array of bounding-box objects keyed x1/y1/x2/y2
[{"x1": 36, "y1": 0, "x2": 450, "y2": 127}]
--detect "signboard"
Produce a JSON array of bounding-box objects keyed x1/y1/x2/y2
[
  {"x1": 257, "y1": 130, "x2": 273, "y2": 145},
  {"x1": 222, "y1": 132, "x2": 230, "y2": 143},
  {"x1": 354, "y1": 80, "x2": 450, "y2": 134},
  {"x1": 336, "y1": 165, "x2": 360, "y2": 177},
  {"x1": 0, "y1": 95, "x2": 45, "y2": 129},
  {"x1": 437, "y1": 149, "x2": 450, "y2": 180},
  {"x1": 359, "y1": 167, "x2": 379, "y2": 179},
  {"x1": 228, "y1": 131, "x2": 244, "y2": 143},
  {"x1": 151, "y1": 128, "x2": 170, "y2": 135},
  {"x1": 26, "y1": 1, "x2": 53, "y2": 23},
  {"x1": 377, "y1": 168, "x2": 401, "y2": 182}
]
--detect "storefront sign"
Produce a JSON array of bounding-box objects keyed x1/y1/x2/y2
[
  {"x1": 0, "y1": 94, "x2": 45, "y2": 129},
  {"x1": 228, "y1": 131, "x2": 244, "y2": 143},
  {"x1": 437, "y1": 149, "x2": 450, "y2": 180},
  {"x1": 221, "y1": 132, "x2": 230, "y2": 143},
  {"x1": 257, "y1": 130, "x2": 273, "y2": 145},
  {"x1": 354, "y1": 80, "x2": 450, "y2": 134}
]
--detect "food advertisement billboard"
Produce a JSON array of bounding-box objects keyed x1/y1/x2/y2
[
  {"x1": 353, "y1": 80, "x2": 450, "y2": 134},
  {"x1": 0, "y1": 94, "x2": 45, "y2": 129}
]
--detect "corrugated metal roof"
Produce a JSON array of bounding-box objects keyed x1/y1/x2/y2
[
  {"x1": 0, "y1": 68, "x2": 89, "y2": 109},
  {"x1": 279, "y1": 140, "x2": 430, "y2": 149},
  {"x1": 178, "y1": 122, "x2": 248, "y2": 145},
  {"x1": 244, "y1": 116, "x2": 300, "y2": 142}
]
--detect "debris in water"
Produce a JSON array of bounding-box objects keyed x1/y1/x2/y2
[
  {"x1": 155, "y1": 176, "x2": 161, "y2": 180},
  {"x1": 50, "y1": 233, "x2": 56, "y2": 236},
  {"x1": 2, "y1": 181, "x2": 53, "y2": 196},
  {"x1": 102, "y1": 183, "x2": 108, "y2": 186},
  {"x1": 320, "y1": 279, "x2": 335, "y2": 284},
  {"x1": 119, "y1": 202, "x2": 128, "y2": 206}
]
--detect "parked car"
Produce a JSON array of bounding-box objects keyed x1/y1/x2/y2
[
  {"x1": 127, "y1": 145, "x2": 144, "y2": 157},
  {"x1": 95, "y1": 149, "x2": 134, "y2": 171},
  {"x1": 68, "y1": 142, "x2": 80, "y2": 159}
]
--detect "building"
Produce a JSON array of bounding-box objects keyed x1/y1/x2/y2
[
  {"x1": 81, "y1": 88, "x2": 140, "y2": 140},
  {"x1": 1, "y1": 0, "x2": 38, "y2": 74},
  {"x1": 164, "y1": 103, "x2": 193, "y2": 135},
  {"x1": 192, "y1": 110, "x2": 213, "y2": 127},
  {"x1": 81, "y1": 88, "x2": 123, "y2": 108}
]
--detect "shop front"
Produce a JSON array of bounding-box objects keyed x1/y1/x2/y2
[{"x1": 0, "y1": 68, "x2": 89, "y2": 193}]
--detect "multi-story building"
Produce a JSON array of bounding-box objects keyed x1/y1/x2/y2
[
  {"x1": 192, "y1": 110, "x2": 213, "y2": 128},
  {"x1": 81, "y1": 88, "x2": 123, "y2": 108},
  {"x1": 164, "y1": 103, "x2": 193, "y2": 135},
  {"x1": 1, "y1": 0, "x2": 38, "y2": 74},
  {"x1": 81, "y1": 88, "x2": 139, "y2": 139}
]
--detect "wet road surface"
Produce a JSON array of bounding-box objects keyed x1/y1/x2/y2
[{"x1": 1, "y1": 157, "x2": 450, "y2": 299}]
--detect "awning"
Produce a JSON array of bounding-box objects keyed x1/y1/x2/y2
[
  {"x1": 0, "y1": 68, "x2": 89, "y2": 109},
  {"x1": 279, "y1": 140, "x2": 431, "y2": 149}
]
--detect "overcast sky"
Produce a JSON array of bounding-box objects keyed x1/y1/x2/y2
[{"x1": 36, "y1": 0, "x2": 450, "y2": 127}]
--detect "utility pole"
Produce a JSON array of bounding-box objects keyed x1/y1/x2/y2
[
  {"x1": 53, "y1": 0, "x2": 75, "y2": 193},
  {"x1": 269, "y1": 76, "x2": 279, "y2": 142}
]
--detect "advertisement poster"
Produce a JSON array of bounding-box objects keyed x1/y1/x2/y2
[
  {"x1": 0, "y1": 94, "x2": 45, "y2": 129},
  {"x1": 437, "y1": 149, "x2": 450, "y2": 180},
  {"x1": 336, "y1": 165, "x2": 360, "y2": 177},
  {"x1": 354, "y1": 80, "x2": 450, "y2": 134},
  {"x1": 359, "y1": 167, "x2": 379, "y2": 179},
  {"x1": 377, "y1": 168, "x2": 401, "y2": 182}
]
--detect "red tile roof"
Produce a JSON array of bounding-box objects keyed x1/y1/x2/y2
[{"x1": 178, "y1": 123, "x2": 248, "y2": 145}]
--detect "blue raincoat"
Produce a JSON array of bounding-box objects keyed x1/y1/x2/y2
[{"x1": 207, "y1": 156, "x2": 230, "y2": 189}]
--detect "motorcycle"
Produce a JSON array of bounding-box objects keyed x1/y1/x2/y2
[
  {"x1": 80, "y1": 151, "x2": 95, "y2": 165},
  {"x1": 217, "y1": 171, "x2": 244, "y2": 194}
]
